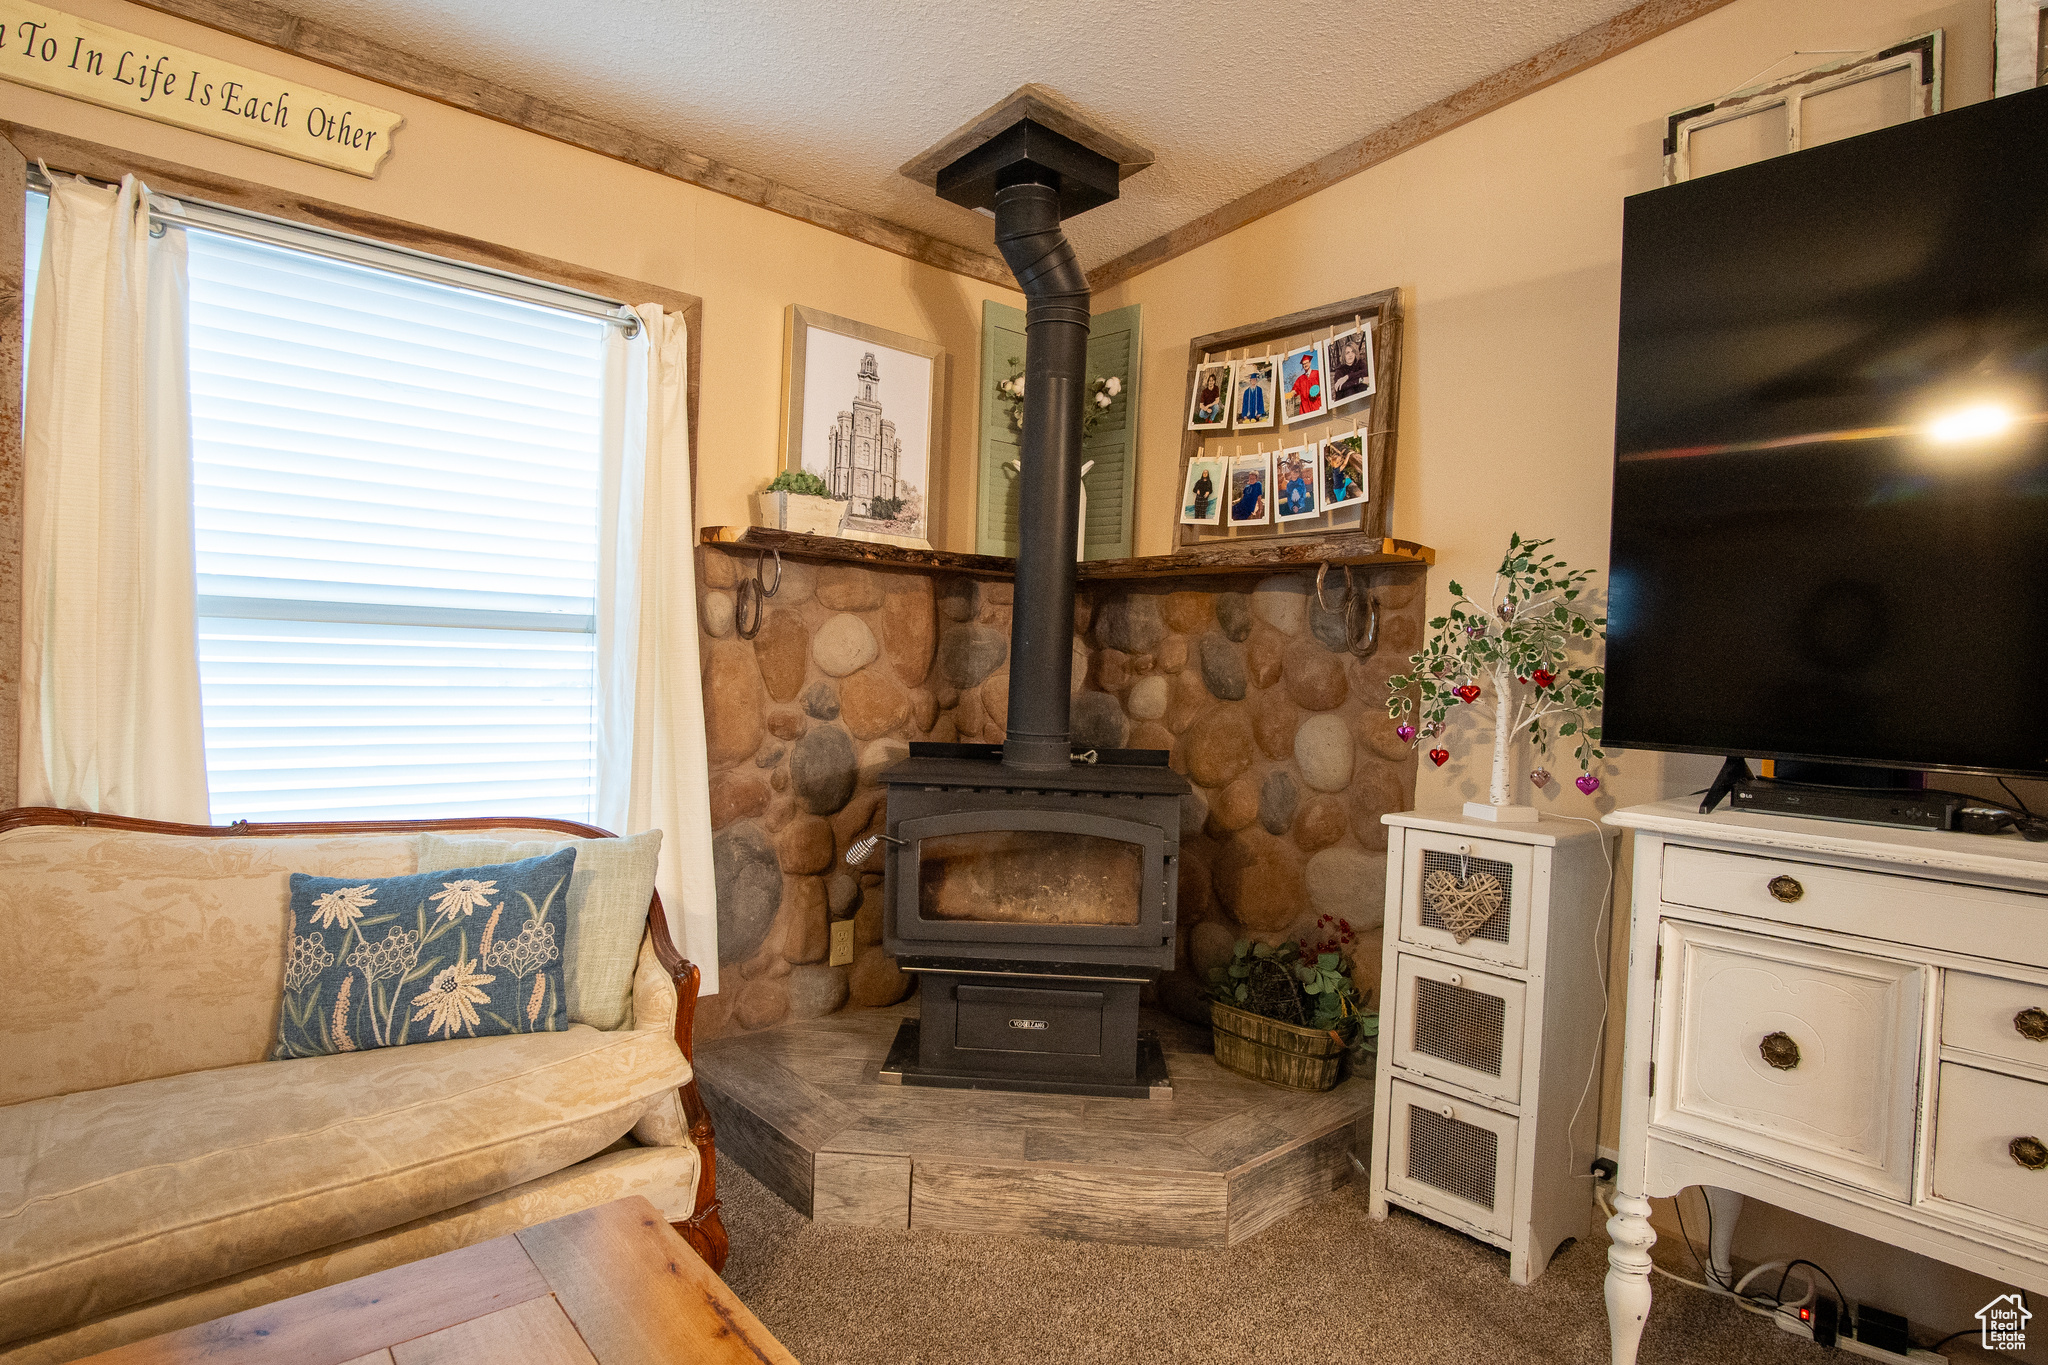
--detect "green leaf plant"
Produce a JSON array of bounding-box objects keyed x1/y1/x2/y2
[
  {"x1": 765, "y1": 468, "x2": 831, "y2": 497},
  {"x1": 1205, "y1": 916, "x2": 1380, "y2": 1057},
  {"x1": 1383, "y1": 533, "x2": 1608, "y2": 803}
]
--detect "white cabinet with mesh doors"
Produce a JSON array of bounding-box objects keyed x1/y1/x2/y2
[{"x1": 1367, "y1": 811, "x2": 1615, "y2": 1287}]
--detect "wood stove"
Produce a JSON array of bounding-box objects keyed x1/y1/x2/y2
[{"x1": 874, "y1": 98, "x2": 1183, "y2": 1098}]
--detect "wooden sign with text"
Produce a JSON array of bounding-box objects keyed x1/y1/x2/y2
[{"x1": 0, "y1": 0, "x2": 401, "y2": 176}]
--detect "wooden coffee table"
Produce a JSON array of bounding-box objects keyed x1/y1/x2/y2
[{"x1": 80, "y1": 1197, "x2": 797, "y2": 1364}]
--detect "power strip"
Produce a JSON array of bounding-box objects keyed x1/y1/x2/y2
[{"x1": 1772, "y1": 1307, "x2": 1947, "y2": 1361}]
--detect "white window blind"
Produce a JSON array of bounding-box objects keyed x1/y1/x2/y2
[{"x1": 26, "y1": 190, "x2": 619, "y2": 823}]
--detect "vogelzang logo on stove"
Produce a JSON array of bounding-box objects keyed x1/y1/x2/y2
[
  {"x1": 1009, "y1": 1019, "x2": 1048, "y2": 1030},
  {"x1": 0, "y1": 0, "x2": 402, "y2": 176},
  {"x1": 1977, "y1": 1292, "x2": 2032, "y2": 1352}
]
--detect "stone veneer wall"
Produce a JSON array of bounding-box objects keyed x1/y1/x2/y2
[{"x1": 694, "y1": 548, "x2": 1425, "y2": 1042}]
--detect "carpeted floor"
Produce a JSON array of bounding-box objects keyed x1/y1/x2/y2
[{"x1": 718, "y1": 1162, "x2": 1838, "y2": 1365}]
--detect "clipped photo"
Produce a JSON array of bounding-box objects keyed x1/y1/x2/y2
[
  {"x1": 1180, "y1": 456, "x2": 1225, "y2": 525},
  {"x1": 1231, "y1": 356, "x2": 1276, "y2": 431},
  {"x1": 1279, "y1": 343, "x2": 1326, "y2": 425},
  {"x1": 1274, "y1": 445, "x2": 1320, "y2": 522},
  {"x1": 1326, "y1": 323, "x2": 1376, "y2": 409},
  {"x1": 1187, "y1": 360, "x2": 1234, "y2": 430},
  {"x1": 1321, "y1": 433, "x2": 1368, "y2": 510},
  {"x1": 1226, "y1": 452, "x2": 1272, "y2": 526}
]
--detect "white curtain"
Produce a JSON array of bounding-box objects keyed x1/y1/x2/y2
[
  {"x1": 18, "y1": 175, "x2": 209, "y2": 821},
  {"x1": 595, "y1": 306, "x2": 719, "y2": 991}
]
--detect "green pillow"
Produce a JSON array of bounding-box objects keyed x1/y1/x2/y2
[
  {"x1": 417, "y1": 830, "x2": 661, "y2": 1032},
  {"x1": 275, "y1": 850, "x2": 575, "y2": 1059}
]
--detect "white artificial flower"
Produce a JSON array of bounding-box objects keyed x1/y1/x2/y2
[
  {"x1": 1095, "y1": 392, "x2": 1112, "y2": 408},
  {"x1": 1104, "y1": 376, "x2": 1122, "y2": 396},
  {"x1": 1012, "y1": 376, "x2": 1024, "y2": 395}
]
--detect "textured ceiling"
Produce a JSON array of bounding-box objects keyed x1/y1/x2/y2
[{"x1": 275, "y1": 0, "x2": 1646, "y2": 271}]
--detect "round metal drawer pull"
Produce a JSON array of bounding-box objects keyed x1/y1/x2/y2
[
  {"x1": 1767, "y1": 875, "x2": 1804, "y2": 903},
  {"x1": 1441, "y1": 1105, "x2": 1456, "y2": 1119},
  {"x1": 2016, "y1": 1008, "x2": 2048, "y2": 1042},
  {"x1": 2012, "y1": 1136, "x2": 2048, "y2": 1171},
  {"x1": 1447, "y1": 973, "x2": 1462, "y2": 987},
  {"x1": 1760, "y1": 1031, "x2": 1801, "y2": 1070}
]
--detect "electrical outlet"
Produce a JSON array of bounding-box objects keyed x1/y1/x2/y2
[{"x1": 829, "y1": 919, "x2": 855, "y2": 966}]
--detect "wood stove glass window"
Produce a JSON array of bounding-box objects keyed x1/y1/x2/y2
[{"x1": 917, "y1": 831, "x2": 1142, "y2": 926}]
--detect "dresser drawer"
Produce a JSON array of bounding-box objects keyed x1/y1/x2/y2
[
  {"x1": 1944, "y1": 971, "x2": 2048, "y2": 1078},
  {"x1": 1652, "y1": 920, "x2": 1924, "y2": 1199},
  {"x1": 1932, "y1": 1063, "x2": 2048, "y2": 1238},
  {"x1": 1391, "y1": 955, "x2": 1527, "y2": 1105},
  {"x1": 1661, "y1": 845, "x2": 2048, "y2": 967},
  {"x1": 1385, "y1": 1077, "x2": 1519, "y2": 1239},
  {"x1": 1397, "y1": 830, "x2": 1533, "y2": 970}
]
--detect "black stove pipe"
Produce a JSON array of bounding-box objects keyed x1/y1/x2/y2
[{"x1": 992, "y1": 172, "x2": 1090, "y2": 772}]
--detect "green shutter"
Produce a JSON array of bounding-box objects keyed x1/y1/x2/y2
[{"x1": 976, "y1": 300, "x2": 1142, "y2": 560}]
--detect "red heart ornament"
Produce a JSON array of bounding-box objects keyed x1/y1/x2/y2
[
  {"x1": 1453, "y1": 684, "x2": 1481, "y2": 703},
  {"x1": 1396, "y1": 724, "x2": 1416, "y2": 743},
  {"x1": 1530, "y1": 767, "x2": 1551, "y2": 789},
  {"x1": 1532, "y1": 668, "x2": 1556, "y2": 689},
  {"x1": 1576, "y1": 773, "x2": 1601, "y2": 795},
  {"x1": 1429, "y1": 748, "x2": 1451, "y2": 767}
]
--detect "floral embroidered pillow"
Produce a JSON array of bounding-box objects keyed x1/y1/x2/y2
[{"x1": 274, "y1": 849, "x2": 576, "y2": 1059}]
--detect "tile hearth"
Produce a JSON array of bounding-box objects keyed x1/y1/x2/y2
[{"x1": 695, "y1": 1002, "x2": 1372, "y2": 1247}]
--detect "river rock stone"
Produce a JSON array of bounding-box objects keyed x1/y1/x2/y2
[
  {"x1": 767, "y1": 709, "x2": 806, "y2": 741},
  {"x1": 1295, "y1": 795, "x2": 1348, "y2": 852},
  {"x1": 800, "y1": 680, "x2": 840, "y2": 721},
  {"x1": 1072, "y1": 690, "x2": 1129, "y2": 751},
  {"x1": 1308, "y1": 588, "x2": 1349, "y2": 651},
  {"x1": 980, "y1": 673, "x2": 1009, "y2": 730},
  {"x1": 1093, "y1": 647, "x2": 1130, "y2": 694},
  {"x1": 702, "y1": 551, "x2": 739, "y2": 589},
  {"x1": 817, "y1": 565, "x2": 883, "y2": 611},
  {"x1": 1176, "y1": 841, "x2": 1216, "y2": 921},
  {"x1": 1252, "y1": 575, "x2": 1310, "y2": 636},
  {"x1": 1381, "y1": 607, "x2": 1422, "y2": 655},
  {"x1": 813, "y1": 614, "x2": 879, "y2": 678},
  {"x1": 954, "y1": 687, "x2": 987, "y2": 739},
  {"x1": 1127, "y1": 674, "x2": 1169, "y2": 721},
  {"x1": 1296, "y1": 713, "x2": 1356, "y2": 792},
  {"x1": 1179, "y1": 790, "x2": 1210, "y2": 840},
  {"x1": 1093, "y1": 593, "x2": 1166, "y2": 654},
  {"x1": 735, "y1": 977, "x2": 790, "y2": 1030},
  {"x1": 1247, "y1": 627, "x2": 1285, "y2": 689},
  {"x1": 881, "y1": 578, "x2": 936, "y2": 685},
  {"x1": 826, "y1": 872, "x2": 861, "y2": 917},
  {"x1": 937, "y1": 577, "x2": 977, "y2": 621},
  {"x1": 909, "y1": 688, "x2": 937, "y2": 732},
  {"x1": 1306, "y1": 847, "x2": 1387, "y2": 930},
  {"x1": 1071, "y1": 639, "x2": 1090, "y2": 694},
  {"x1": 854, "y1": 894, "x2": 884, "y2": 947},
  {"x1": 1284, "y1": 638, "x2": 1348, "y2": 710},
  {"x1": 1251, "y1": 686, "x2": 1299, "y2": 760},
  {"x1": 1209, "y1": 777, "x2": 1259, "y2": 834},
  {"x1": 849, "y1": 946, "x2": 913, "y2": 1007},
  {"x1": 790, "y1": 726, "x2": 857, "y2": 815},
  {"x1": 1259, "y1": 771, "x2": 1300, "y2": 835},
  {"x1": 774, "y1": 560, "x2": 816, "y2": 605},
  {"x1": 1215, "y1": 592, "x2": 1252, "y2": 642},
  {"x1": 703, "y1": 639, "x2": 766, "y2": 767},
  {"x1": 775, "y1": 816, "x2": 834, "y2": 874},
  {"x1": 787, "y1": 963, "x2": 850, "y2": 1018},
  {"x1": 1187, "y1": 711, "x2": 1254, "y2": 787},
  {"x1": 859, "y1": 738, "x2": 910, "y2": 785},
  {"x1": 1373, "y1": 571, "x2": 1419, "y2": 610},
  {"x1": 1162, "y1": 591, "x2": 1213, "y2": 635},
  {"x1": 1358, "y1": 704, "x2": 1417, "y2": 763},
  {"x1": 749, "y1": 608, "x2": 808, "y2": 702},
  {"x1": 1198, "y1": 630, "x2": 1247, "y2": 701},
  {"x1": 938, "y1": 623, "x2": 1007, "y2": 688},
  {"x1": 1157, "y1": 634, "x2": 1188, "y2": 674},
  {"x1": 755, "y1": 743, "x2": 785, "y2": 769},
  {"x1": 1166, "y1": 668, "x2": 1212, "y2": 733},
  {"x1": 702, "y1": 591, "x2": 735, "y2": 639},
  {"x1": 840, "y1": 667, "x2": 909, "y2": 740},
  {"x1": 1128, "y1": 721, "x2": 1174, "y2": 753},
  {"x1": 713, "y1": 820, "x2": 782, "y2": 963},
  {"x1": 983, "y1": 581, "x2": 1014, "y2": 605},
  {"x1": 832, "y1": 790, "x2": 885, "y2": 854},
  {"x1": 1214, "y1": 830, "x2": 1308, "y2": 931},
  {"x1": 1191, "y1": 920, "x2": 1237, "y2": 977},
  {"x1": 782, "y1": 875, "x2": 829, "y2": 963},
  {"x1": 709, "y1": 772, "x2": 770, "y2": 829}
]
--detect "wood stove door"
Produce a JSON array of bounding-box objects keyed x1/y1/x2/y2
[{"x1": 893, "y1": 810, "x2": 1168, "y2": 949}]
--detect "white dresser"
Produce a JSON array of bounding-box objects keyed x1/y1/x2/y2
[
  {"x1": 1368, "y1": 810, "x2": 1613, "y2": 1284},
  {"x1": 1603, "y1": 800, "x2": 2048, "y2": 1364}
]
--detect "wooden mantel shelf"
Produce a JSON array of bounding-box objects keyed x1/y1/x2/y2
[{"x1": 698, "y1": 526, "x2": 1433, "y2": 581}]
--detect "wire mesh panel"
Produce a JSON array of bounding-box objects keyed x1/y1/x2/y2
[
  {"x1": 1407, "y1": 1104, "x2": 1501, "y2": 1210},
  {"x1": 1412, "y1": 976, "x2": 1509, "y2": 1076},
  {"x1": 1420, "y1": 848, "x2": 1514, "y2": 943}
]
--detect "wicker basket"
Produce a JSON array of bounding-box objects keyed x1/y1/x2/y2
[{"x1": 1210, "y1": 1000, "x2": 1347, "y2": 1091}]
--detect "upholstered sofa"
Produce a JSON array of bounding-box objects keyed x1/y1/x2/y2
[{"x1": 0, "y1": 808, "x2": 725, "y2": 1364}]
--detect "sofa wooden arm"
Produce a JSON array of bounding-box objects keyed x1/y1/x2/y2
[{"x1": 0, "y1": 806, "x2": 732, "y2": 1275}]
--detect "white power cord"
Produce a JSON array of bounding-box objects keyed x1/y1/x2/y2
[
  {"x1": 1550, "y1": 811, "x2": 1617, "y2": 1174},
  {"x1": 1592, "y1": 1185, "x2": 1818, "y2": 1331}
]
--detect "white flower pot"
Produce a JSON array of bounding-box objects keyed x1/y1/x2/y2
[{"x1": 754, "y1": 490, "x2": 847, "y2": 537}]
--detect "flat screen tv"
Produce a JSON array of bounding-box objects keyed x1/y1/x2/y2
[{"x1": 1607, "y1": 86, "x2": 2048, "y2": 781}]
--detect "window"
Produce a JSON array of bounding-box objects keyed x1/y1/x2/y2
[{"x1": 25, "y1": 190, "x2": 626, "y2": 823}]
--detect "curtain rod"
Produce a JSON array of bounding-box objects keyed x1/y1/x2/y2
[{"x1": 26, "y1": 166, "x2": 642, "y2": 338}]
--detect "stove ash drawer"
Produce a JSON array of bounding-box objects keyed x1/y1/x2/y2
[{"x1": 954, "y1": 985, "x2": 1105, "y2": 1057}]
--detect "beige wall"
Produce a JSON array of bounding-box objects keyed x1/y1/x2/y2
[
  {"x1": 1099, "y1": 0, "x2": 2048, "y2": 1345},
  {"x1": 0, "y1": 0, "x2": 1020, "y2": 551}
]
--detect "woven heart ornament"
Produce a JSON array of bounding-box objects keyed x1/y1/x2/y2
[{"x1": 1422, "y1": 867, "x2": 1506, "y2": 943}]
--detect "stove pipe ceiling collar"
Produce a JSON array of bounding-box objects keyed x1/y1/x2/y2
[{"x1": 934, "y1": 119, "x2": 1122, "y2": 771}]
